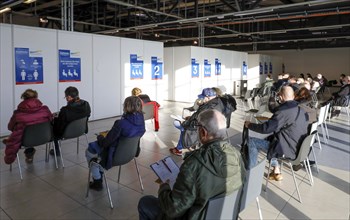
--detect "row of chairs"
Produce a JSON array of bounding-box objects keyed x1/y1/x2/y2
[{"x1": 11, "y1": 117, "x2": 88, "y2": 180}]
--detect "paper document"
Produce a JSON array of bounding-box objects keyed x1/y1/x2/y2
[
  {"x1": 150, "y1": 156, "x2": 180, "y2": 189},
  {"x1": 170, "y1": 114, "x2": 184, "y2": 122}
]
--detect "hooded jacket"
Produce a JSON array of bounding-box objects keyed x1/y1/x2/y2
[
  {"x1": 5, "y1": 98, "x2": 52, "y2": 164},
  {"x1": 157, "y1": 140, "x2": 245, "y2": 220},
  {"x1": 98, "y1": 112, "x2": 145, "y2": 170},
  {"x1": 53, "y1": 99, "x2": 91, "y2": 138}
]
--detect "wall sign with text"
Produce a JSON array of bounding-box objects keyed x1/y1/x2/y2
[
  {"x1": 204, "y1": 59, "x2": 211, "y2": 78},
  {"x1": 191, "y1": 58, "x2": 200, "y2": 78},
  {"x1": 15, "y1": 47, "x2": 43, "y2": 85},
  {"x1": 242, "y1": 61, "x2": 247, "y2": 76},
  {"x1": 259, "y1": 62, "x2": 263, "y2": 75},
  {"x1": 59, "y1": 49, "x2": 81, "y2": 82},
  {"x1": 264, "y1": 62, "x2": 268, "y2": 74},
  {"x1": 269, "y1": 62, "x2": 273, "y2": 74},
  {"x1": 151, "y1": 56, "x2": 163, "y2": 80},
  {"x1": 130, "y1": 54, "x2": 144, "y2": 80},
  {"x1": 215, "y1": 58, "x2": 221, "y2": 75}
]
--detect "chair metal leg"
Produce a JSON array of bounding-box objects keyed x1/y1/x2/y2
[
  {"x1": 134, "y1": 158, "x2": 144, "y2": 191},
  {"x1": 305, "y1": 158, "x2": 314, "y2": 185},
  {"x1": 256, "y1": 197, "x2": 263, "y2": 220},
  {"x1": 58, "y1": 141, "x2": 65, "y2": 168},
  {"x1": 289, "y1": 162, "x2": 302, "y2": 203},
  {"x1": 117, "y1": 166, "x2": 121, "y2": 183},
  {"x1": 16, "y1": 153, "x2": 23, "y2": 180},
  {"x1": 320, "y1": 124, "x2": 328, "y2": 144},
  {"x1": 84, "y1": 134, "x2": 88, "y2": 154},
  {"x1": 77, "y1": 137, "x2": 80, "y2": 154},
  {"x1": 324, "y1": 122, "x2": 329, "y2": 140},
  {"x1": 316, "y1": 133, "x2": 322, "y2": 150},
  {"x1": 264, "y1": 161, "x2": 272, "y2": 192},
  {"x1": 303, "y1": 160, "x2": 313, "y2": 186},
  {"x1": 53, "y1": 143, "x2": 59, "y2": 169},
  {"x1": 310, "y1": 145, "x2": 319, "y2": 173},
  {"x1": 86, "y1": 163, "x2": 92, "y2": 198},
  {"x1": 102, "y1": 172, "x2": 114, "y2": 209}
]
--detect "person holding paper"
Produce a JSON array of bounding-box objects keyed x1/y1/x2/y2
[
  {"x1": 86, "y1": 96, "x2": 146, "y2": 191},
  {"x1": 138, "y1": 109, "x2": 244, "y2": 220}
]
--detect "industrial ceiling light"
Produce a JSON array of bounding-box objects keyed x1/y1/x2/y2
[
  {"x1": 193, "y1": 40, "x2": 198, "y2": 45},
  {"x1": 23, "y1": 0, "x2": 36, "y2": 4},
  {"x1": 0, "y1": 7, "x2": 11, "y2": 14},
  {"x1": 39, "y1": 17, "x2": 48, "y2": 23},
  {"x1": 154, "y1": 33, "x2": 160, "y2": 37}
]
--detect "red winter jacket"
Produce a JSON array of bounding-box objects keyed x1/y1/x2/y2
[{"x1": 4, "y1": 98, "x2": 52, "y2": 164}]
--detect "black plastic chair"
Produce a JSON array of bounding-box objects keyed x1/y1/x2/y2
[
  {"x1": 49, "y1": 117, "x2": 88, "y2": 168},
  {"x1": 86, "y1": 136, "x2": 143, "y2": 209},
  {"x1": 10, "y1": 121, "x2": 54, "y2": 180}
]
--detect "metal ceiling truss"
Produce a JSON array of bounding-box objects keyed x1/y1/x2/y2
[{"x1": 0, "y1": 0, "x2": 349, "y2": 51}]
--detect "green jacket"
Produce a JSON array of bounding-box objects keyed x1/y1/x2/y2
[{"x1": 158, "y1": 140, "x2": 245, "y2": 220}]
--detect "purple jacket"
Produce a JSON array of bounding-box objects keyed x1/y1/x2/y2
[{"x1": 5, "y1": 98, "x2": 52, "y2": 164}]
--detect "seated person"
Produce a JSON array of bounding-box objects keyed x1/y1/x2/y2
[
  {"x1": 170, "y1": 88, "x2": 236, "y2": 156},
  {"x1": 138, "y1": 109, "x2": 244, "y2": 220},
  {"x1": 86, "y1": 96, "x2": 146, "y2": 191},
  {"x1": 272, "y1": 73, "x2": 289, "y2": 92},
  {"x1": 339, "y1": 74, "x2": 346, "y2": 86},
  {"x1": 288, "y1": 76, "x2": 300, "y2": 91},
  {"x1": 244, "y1": 86, "x2": 308, "y2": 181},
  {"x1": 170, "y1": 88, "x2": 217, "y2": 156},
  {"x1": 132, "y1": 87, "x2": 160, "y2": 131},
  {"x1": 4, "y1": 89, "x2": 52, "y2": 164},
  {"x1": 295, "y1": 87, "x2": 317, "y2": 126},
  {"x1": 50, "y1": 86, "x2": 91, "y2": 156},
  {"x1": 315, "y1": 73, "x2": 328, "y2": 93},
  {"x1": 132, "y1": 87, "x2": 152, "y2": 103},
  {"x1": 323, "y1": 75, "x2": 350, "y2": 117}
]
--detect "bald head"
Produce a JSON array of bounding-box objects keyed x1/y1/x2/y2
[
  {"x1": 280, "y1": 86, "x2": 295, "y2": 101},
  {"x1": 198, "y1": 109, "x2": 227, "y2": 144}
]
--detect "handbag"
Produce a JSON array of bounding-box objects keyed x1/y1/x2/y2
[{"x1": 240, "y1": 126, "x2": 250, "y2": 170}]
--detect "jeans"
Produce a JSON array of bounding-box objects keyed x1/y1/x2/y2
[
  {"x1": 248, "y1": 137, "x2": 278, "y2": 169},
  {"x1": 174, "y1": 120, "x2": 184, "y2": 150},
  {"x1": 138, "y1": 195, "x2": 162, "y2": 220},
  {"x1": 85, "y1": 142, "x2": 104, "y2": 180}
]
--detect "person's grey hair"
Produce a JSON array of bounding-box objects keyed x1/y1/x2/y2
[{"x1": 198, "y1": 109, "x2": 227, "y2": 139}]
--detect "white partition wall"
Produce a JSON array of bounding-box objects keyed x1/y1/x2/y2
[
  {"x1": 0, "y1": 24, "x2": 164, "y2": 136},
  {"x1": 0, "y1": 24, "x2": 14, "y2": 136},
  {"x1": 57, "y1": 31, "x2": 93, "y2": 116},
  {"x1": 13, "y1": 26, "x2": 58, "y2": 113},
  {"x1": 165, "y1": 46, "x2": 248, "y2": 102},
  {"x1": 92, "y1": 35, "x2": 121, "y2": 119}
]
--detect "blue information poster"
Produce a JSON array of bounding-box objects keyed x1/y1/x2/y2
[
  {"x1": 130, "y1": 54, "x2": 144, "y2": 80},
  {"x1": 151, "y1": 56, "x2": 163, "y2": 80},
  {"x1": 259, "y1": 62, "x2": 263, "y2": 75},
  {"x1": 191, "y1": 58, "x2": 199, "y2": 78},
  {"x1": 242, "y1": 61, "x2": 247, "y2": 76},
  {"x1": 15, "y1": 48, "x2": 43, "y2": 85},
  {"x1": 264, "y1": 62, "x2": 268, "y2": 74},
  {"x1": 215, "y1": 58, "x2": 221, "y2": 75},
  {"x1": 204, "y1": 59, "x2": 211, "y2": 78},
  {"x1": 269, "y1": 62, "x2": 273, "y2": 74},
  {"x1": 59, "y1": 49, "x2": 81, "y2": 82}
]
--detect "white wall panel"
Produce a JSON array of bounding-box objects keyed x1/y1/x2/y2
[
  {"x1": 57, "y1": 31, "x2": 93, "y2": 118},
  {"x1": 92, "y1": 35, "x2": 121, "y2": 119},
  {"x1": 13, "y1": 25, "x2": 58, "y2": 113},
  {"x1": 173, "y1": 47, "x2": 191, "y2": 102},
  {"x1": 0, "y1": 24, "x2": 14, "y2": 136},
  {"x1": 190, "y1": 46, "x2": 204, "y2": 100},
  {"x1": 120, "y1": 38, "x2": 144, "y2": 107},
  {"x1": 164, "y1": 48, "x2": 173, "y2": 100},
  {"x1": 144, "y1": 40, "x2": 164, "y2": 106},
  {"x1": 216, "y1": 49, "x2": 233, "y2": 94}
]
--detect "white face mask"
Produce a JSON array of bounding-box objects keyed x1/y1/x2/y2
[{"x1": 317, "y1": 75, "x2": 322, "y2": 79}]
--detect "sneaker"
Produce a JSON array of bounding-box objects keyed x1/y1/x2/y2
[
  {"x1": 49, "y1": 148, "x2": 61, "y2": 156},
  {"x1": 89, "y1": 178, "x2": 103, "y2": 191},
  {"x1": 169, "y1": 147, "x2": 182, "y2": 156}
]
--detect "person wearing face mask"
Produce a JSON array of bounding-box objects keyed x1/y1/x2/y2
[{"x1": 244, "y1": 86, "x2": 309, "y2": 181}]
